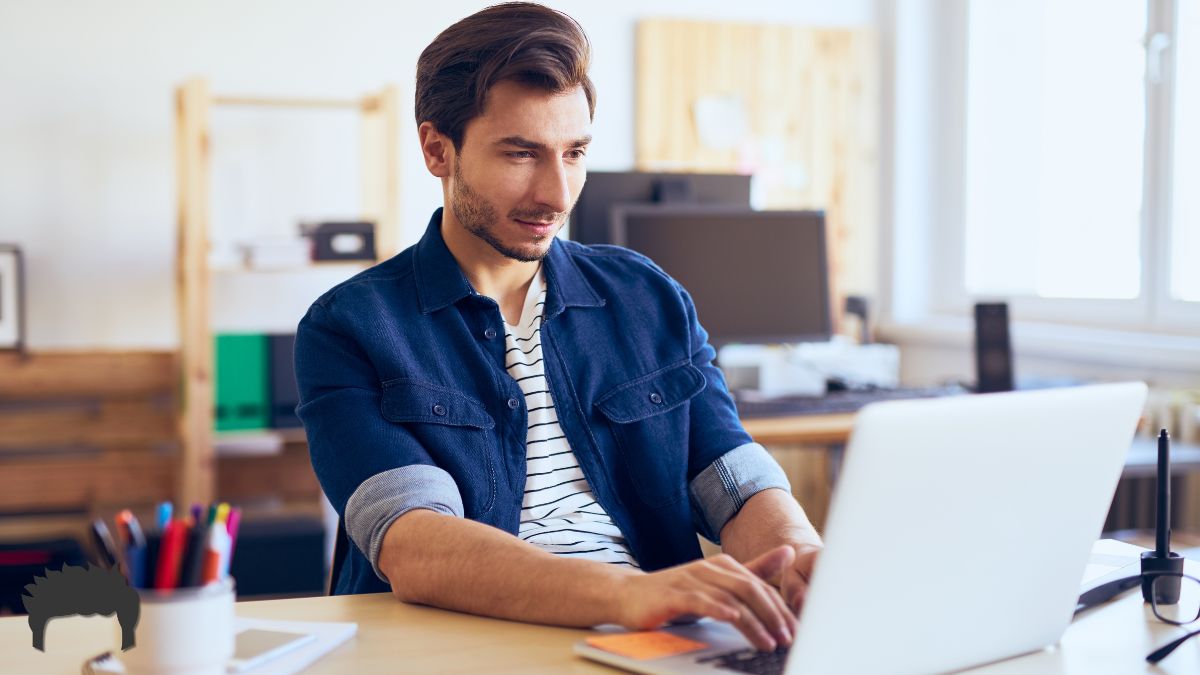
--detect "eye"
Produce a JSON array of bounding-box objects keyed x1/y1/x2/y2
[
  {"x1": 506, "y1": 151, "x2": 536, "y2": 159},
  {"x1": 566, "y1": 149, "x2": 588, "y2": 160}
]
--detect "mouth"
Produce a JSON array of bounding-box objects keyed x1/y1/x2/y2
[{"x1": 513, "y1": 218, "x2": 558, "y2": 236}]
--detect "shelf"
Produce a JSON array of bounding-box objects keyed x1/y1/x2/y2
[
  {"x1": 213, "y1": 428, "x2": 307, "y2": 457},
  {"x1": 210, "y1": 261, "x2": 373, "y2": 274},
  {"x1": 175, "y1": 77, "x2": 399, "y2": 505}
]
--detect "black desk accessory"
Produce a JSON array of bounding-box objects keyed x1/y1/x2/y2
[
  {"x1": 1141, "y1": 428, "x2": 1184, "y2": 604},
  {"x1": 973, "y1": 302, "x2": 1014, "y2": 393},
  {"x1": 302, "y1": 221, "x2": 376, "y2": 261}
]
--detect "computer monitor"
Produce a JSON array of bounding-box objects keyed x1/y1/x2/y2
[
  {"x1": 608, "y1": 205, "x2": 832, "y2": 346},
  {"x1": 569, "y1": 171, "x2": 752, "y2": 245}
]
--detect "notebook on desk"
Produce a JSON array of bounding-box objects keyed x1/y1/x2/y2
[{"x1": 576, "y1": 382, "x2": 1148, "y2": 674}]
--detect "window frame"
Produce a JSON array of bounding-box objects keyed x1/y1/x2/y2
[{"x1": 908, "y1": 0, "x2": 1200, "y2": 339}]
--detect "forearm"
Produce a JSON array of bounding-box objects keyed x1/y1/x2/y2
[
  {"x1": 378, "y1": 509, "x2": 640, "y2": 627},
  {"x1": 719, "y1": 488, "x2": 823, "y2": 584}
]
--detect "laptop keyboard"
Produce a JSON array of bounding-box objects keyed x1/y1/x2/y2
[
  {"x1": 734, "y1": 384, "x2": 969, "y2": 418},
  {"x1": 696, "y1": 646, "x2": 790, "y2": 674}
]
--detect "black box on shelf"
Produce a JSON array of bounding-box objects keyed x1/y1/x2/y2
[{"x1": 301, "y1": 222, "x2": 376, "y2": 262}]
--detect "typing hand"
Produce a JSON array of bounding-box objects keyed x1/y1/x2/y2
[
  {"x1": 780, "y1": 544, "x2": 821, "y2": 614},
  {"x1": 614, "y1": 547, "x2": 797, "y2": 651}
]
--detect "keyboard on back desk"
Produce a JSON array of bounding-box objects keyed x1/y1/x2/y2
[{"x1": 734, "y1": 384, "x2": 970, "y2": 418}]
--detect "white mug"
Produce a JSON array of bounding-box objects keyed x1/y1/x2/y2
[{"x1": 117, "y1": 579, "x2": 235, "y2": 675}]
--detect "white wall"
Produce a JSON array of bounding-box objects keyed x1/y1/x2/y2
[{"x1": 0, "y1": 0, "x2": 875, "y2": 349}]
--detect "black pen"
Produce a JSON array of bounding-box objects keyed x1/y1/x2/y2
[
  {"x1": 1157, "y1": 429, "x2": 1171, "y2": 557},
  {"x1": 89, "y1": 519, "x2": 120, "y2": 570}
]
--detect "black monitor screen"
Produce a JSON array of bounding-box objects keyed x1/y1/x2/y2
[
  {"x1": 609, "y1": 205, "x2": 831, "y2": 345},
  {"x1": 570, "y1": 171, "x2": 752, "y2": 245}
]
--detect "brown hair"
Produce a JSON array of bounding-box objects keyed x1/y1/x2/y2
[{"x1": 415, "y1": 2, "x2": 596, "y2": 150}]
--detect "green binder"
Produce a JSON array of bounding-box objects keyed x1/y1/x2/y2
[{"x1": 214, "y1": 333, "x2": 269, "y2": 431}]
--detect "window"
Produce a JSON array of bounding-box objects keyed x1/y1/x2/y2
[
  {"x1": 1171, "y1": 0, "x2": 1200, "y2": 303},
  {"x1": 945, "y1": 0, "x2": 1198, "y2": 332}
]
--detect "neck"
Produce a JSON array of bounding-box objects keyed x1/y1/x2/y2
[{"x1": 440, "y1": 208, "x2": 541, "y2": 317}]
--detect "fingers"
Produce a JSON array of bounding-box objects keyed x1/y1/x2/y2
[
  {"x1": 626, "y1": 554, "x2": 802, "y2": 653},
  {"x1": 783, "y1": 547, "x2": 820, "y2": 612},
  {"x1": 707, "y1": 587, "x2": 783, "y2": 652},
  {"x1": 671, "y1": 590, "x2": 740, "y2": 627},
  {"x1": 742, "y1": 544, "x2": 794, "y2": 584},
  {"x1": 701, "y1": 557, "x2": 794, "y2": 649},
  {"x1": 713, "y1": 554, "x2": 795, "y2": 631},
  {"x1": 780, "y1": 567, "x2": 809, "y2": 613}
]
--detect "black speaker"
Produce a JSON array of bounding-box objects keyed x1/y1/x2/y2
[{"x1": 974, "y1": 302, "x2": 1014, "y2": 393}]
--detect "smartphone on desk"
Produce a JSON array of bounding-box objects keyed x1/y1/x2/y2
[{"x1": 228, "y1": 629, "x2": 316, "y2": 672}]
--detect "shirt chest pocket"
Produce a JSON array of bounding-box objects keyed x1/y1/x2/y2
[
  {"x1": 380, "y1": 379, "x2": 497, "y2": 517},
  {"x1": 594, "y1": 361, "x2": 706, "y2": 507}
]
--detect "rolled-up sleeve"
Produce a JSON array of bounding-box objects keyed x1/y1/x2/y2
[
  {"x1": 688, "y1": 442, "x2": 792, "y2": 543},
  {"x1": 343, "y1": 465, "x2": 463, "y2": 582},
  {"x1": 295, "y1": 300, "x2": 463, "y2": 583}
]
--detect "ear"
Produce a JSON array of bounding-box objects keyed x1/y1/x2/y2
[{"x1": 418, "y1": 121, "x2": 453, "y2": 179}]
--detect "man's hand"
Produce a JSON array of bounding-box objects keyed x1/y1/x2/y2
[
  {"x1": 779, "y1": 544, "x2": 821, "y2": 613},
  {"x1": 612, "y1": 546, "x2": 798, "y2": 651}
]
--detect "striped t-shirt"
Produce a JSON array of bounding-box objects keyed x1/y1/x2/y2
[{"x1": 505, "y1": 268, "x2": 639, "y2": 568}]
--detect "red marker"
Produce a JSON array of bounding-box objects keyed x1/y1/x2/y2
[{"x1": 154, "y1": 519, "x2": 189, "y2": 590}]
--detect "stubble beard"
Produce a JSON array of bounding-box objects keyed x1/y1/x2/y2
[{"x1": 451, "y1": 159, "x2": 557, "y2": 263}]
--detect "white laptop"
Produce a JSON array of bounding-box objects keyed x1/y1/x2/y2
[{"x1": 575, "y1": 382, "x2": 1148, "y2": 674}]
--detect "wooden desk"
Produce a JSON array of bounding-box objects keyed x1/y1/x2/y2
[
  {"x1": 741, "y1": 413, "x2": 855, "y2": 446},
  {"x1": 5, "y1": 543, "x2": 1200, "y2": 674}
]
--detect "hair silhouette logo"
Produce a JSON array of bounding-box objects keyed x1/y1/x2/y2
[{"x1": 21, "y1": 564, "x2": 140, "y2": 652}]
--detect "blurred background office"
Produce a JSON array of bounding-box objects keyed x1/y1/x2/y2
[{"x1": 1, "y1": 0, "x2": 1197, "y2": 605}]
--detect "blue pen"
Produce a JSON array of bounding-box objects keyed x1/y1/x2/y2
[
  {"x1": 157, "y1": 502, "x2": 173, "y2": 530},
  {"x1": 116, "y1": 510, "x2": 147, "y2": 588}
]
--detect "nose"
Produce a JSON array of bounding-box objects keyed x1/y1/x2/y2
[{"x1": 531, "y1": 157, "x2": 572, "y2": 216}]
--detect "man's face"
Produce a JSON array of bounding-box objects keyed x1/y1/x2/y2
[{"x1": 449, "y1": 80, "x2": 591, "y2": 262}]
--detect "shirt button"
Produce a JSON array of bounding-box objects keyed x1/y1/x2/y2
[
  {"x1": 483, "y1": 327, "x2": 497, "y2": 340},
  {"x1": 432, "y1": 403, "x2": 447, "y2": 416},
  {"x1": 507, "y1": 398, "x2": 520, "y2": 410},
  {"x1": 649, "y1": 392, "x2": 663, "y2": 404}
]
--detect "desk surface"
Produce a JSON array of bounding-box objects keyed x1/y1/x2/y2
[
  {"x1": 741, "y1": 412, "x2": 855, "y2": 446},
  {"x1": 6, "y1": 542, "x2": 1200, "y2": 674}
]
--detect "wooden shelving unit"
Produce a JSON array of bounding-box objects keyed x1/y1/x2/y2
[{"x1": 174, "y1": 77, "x2": 400, "y2": 506}]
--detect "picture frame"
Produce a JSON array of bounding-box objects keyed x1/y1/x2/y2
[{"x1": 0, "y1": 244, "x2": 27, "y2": 353}]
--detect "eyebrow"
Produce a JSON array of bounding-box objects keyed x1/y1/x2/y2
[{"x1": 494, "y1": 135, "x2": 592, "y2": 151}]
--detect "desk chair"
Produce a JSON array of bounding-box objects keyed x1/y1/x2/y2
[{"x1": 329, "y1": 517, "x2": 349, "y2": 596}]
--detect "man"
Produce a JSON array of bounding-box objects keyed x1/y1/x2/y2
[{"x1": 295, "y1": 2, "x2": 823, "y2": 652}]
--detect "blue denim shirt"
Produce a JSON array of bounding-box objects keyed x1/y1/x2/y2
[{"x1": 295, "y1": 208, "x2": 790, "y2": 595}]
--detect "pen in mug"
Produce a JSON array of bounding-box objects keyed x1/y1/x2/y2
[
  {"x1": 225, "y1": 506, "x2": 242, "y2": 564},
  {"x1": 202, "y1": 522, "x2": 231, "y2": 584},
  {"x1": 180, "y1": 520, "x2": 210, "y2": 588},
  {"x1": 156, "y1": 502, "x2": 172, "y2": 530},
  {"x1": 89, "y1": 519, "x2": 121, "y2": 571},
  {"x1": 115, "y1": 510, "x2": 147, "y2": 588},
  {"x1": 155, "y1": 518, "x2": 189, "y2": 590}
]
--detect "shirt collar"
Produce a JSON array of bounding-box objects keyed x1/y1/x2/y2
[{"x1": 413, "y1": 207, "x2": 605, "y2": 315}]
